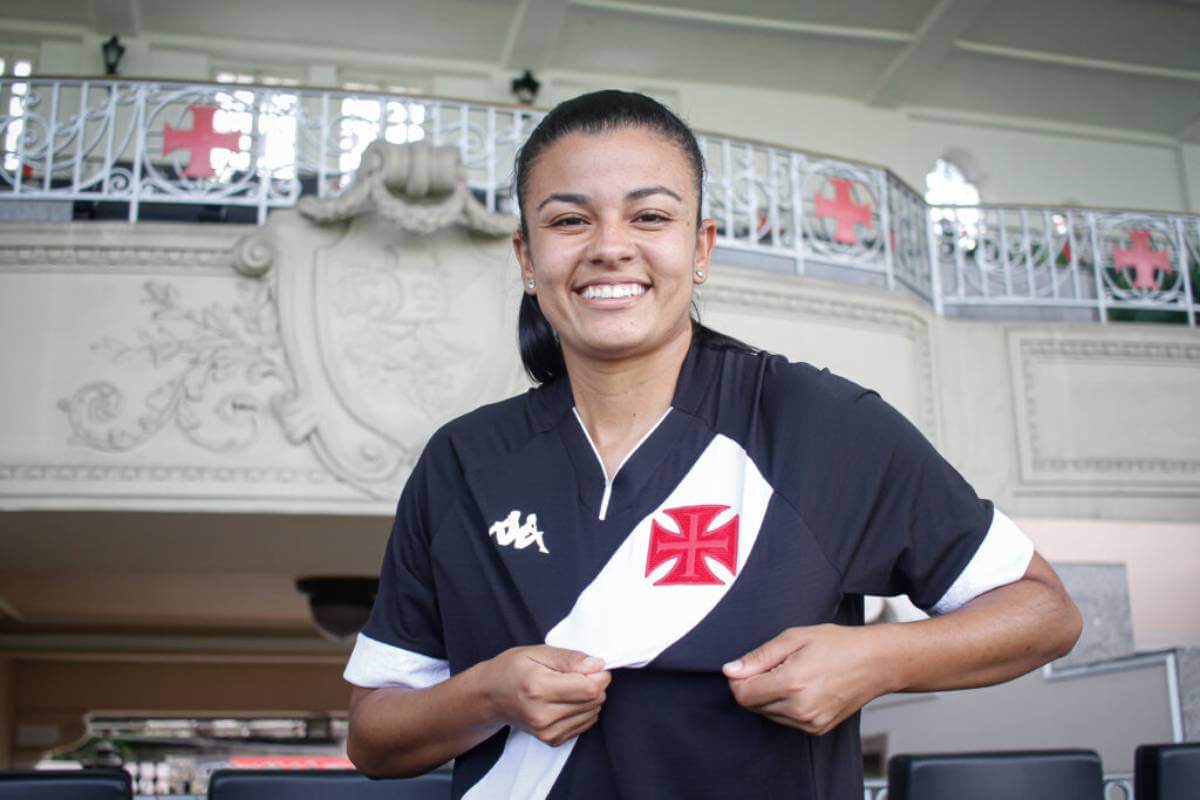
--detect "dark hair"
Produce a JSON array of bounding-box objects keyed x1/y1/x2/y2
[{"x1": 514, "y1": 90, "x2": 753, "y2": 384}]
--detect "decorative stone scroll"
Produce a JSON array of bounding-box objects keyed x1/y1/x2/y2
[{"x1": 232, "y1": 140, "x2": 522, "y2": 499}]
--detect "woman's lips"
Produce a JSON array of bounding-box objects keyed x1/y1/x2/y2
[{"x1": 577, "y1": 282, "x2": 648, "y2": 300}]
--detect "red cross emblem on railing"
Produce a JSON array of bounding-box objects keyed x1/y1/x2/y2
[
  {"x1": 1112, "y1": 229, "x2": 1173, "y2": 290},
  {"x1": 163, "y1": 104, "x2": 243, "y2": 179},
  {"x1": 814, "y1": 177, "x2": 872, "y2": 246},
  {"x1": 646, "y1": 504, "x2": 739, "y2": 586}
]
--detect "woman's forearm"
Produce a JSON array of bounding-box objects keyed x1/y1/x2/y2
[
  {"x1": 874, "y1": 553, "x2": 1083, "y2": 695},
  {"x1": 347, "y1": 661, "x2": 502, "y2": 778},
  {"x1": 346, "y1": 644, "x2": 610, "y2": 778}
]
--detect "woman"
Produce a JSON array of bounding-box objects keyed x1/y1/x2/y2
[{"x1": 344, "y1": 90, "x2": 1082, "y2": 799}]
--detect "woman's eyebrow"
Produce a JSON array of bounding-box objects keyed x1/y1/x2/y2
[
  {"x1": 537, "y1": 192, "x2": 589, "y2": 211},
  {"x1": 626, "y1": 185, "x2": 682, "y2": 203}
]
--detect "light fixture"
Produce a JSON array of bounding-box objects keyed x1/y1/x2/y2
[
  {"x1": 296, "y1": 577, "x2": 378, "y2": 641},
  {"x1": 101, "y1": 35, "x2": 126, "y2": 76},
  {"x1": 511, "y1": 69, "x2": 541, "y2": 105}
]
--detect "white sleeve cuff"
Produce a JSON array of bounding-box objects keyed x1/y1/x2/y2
[
  {"x1": 343, "y1": 633, "x2": 450, "y2": 689},
  {"x1": 926, "y1": 508, "x2": 1035, "y2": 616}
]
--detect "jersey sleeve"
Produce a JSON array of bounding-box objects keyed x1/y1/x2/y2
[
  {"x1": 343, "y1": 433, "x2": 454, "y2": 690},
  {"x1": 776, "y1": 370, "x2": 1032, "y2": 612}
]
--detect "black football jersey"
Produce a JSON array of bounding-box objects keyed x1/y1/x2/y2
[{"x1": 345, "y1": 337, "x2": 1034, "y2": 799}]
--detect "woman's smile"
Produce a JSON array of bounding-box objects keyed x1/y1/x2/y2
[
  {"x1": 514, "y1": 126, "x2": 715, "y2": 363},
  {"x1": 576, "y1": 281, "x2": 650, "y2": 305}
]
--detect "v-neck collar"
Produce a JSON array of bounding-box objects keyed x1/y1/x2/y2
[
  {"x1": 531, "y1": 332, "x2": 723, "y2": 521},
  {"x1": 571, "y1": 406, "x2": 672, "y2": 520},
  {"x1": 529, "y1": 330, "x2": 718, "y2": 432}
]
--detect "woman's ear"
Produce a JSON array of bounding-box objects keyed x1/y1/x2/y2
[
  {"x1": 513, "y1": 231, "x2": 535, "y2": 294},
  {"x1": 694, "y1": 218, "x2": 717, "y2": 277}
]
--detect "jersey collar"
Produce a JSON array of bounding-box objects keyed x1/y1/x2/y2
[{"x1": 528, "y1": 331, "x2": 720, "y2": 431}]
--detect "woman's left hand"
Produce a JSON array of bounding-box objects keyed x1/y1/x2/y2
[{"x1": 722, "y1": 624, "x2": 894, "y2": 736}]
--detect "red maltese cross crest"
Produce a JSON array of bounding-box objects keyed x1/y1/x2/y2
[{"x1": 646, "y1": 504, "x2": 739, "y2": 586}]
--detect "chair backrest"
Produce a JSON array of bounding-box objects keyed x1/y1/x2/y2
[
  {"x1": 887, "y1": 750, "x2": 1103, "y2": 800},
  {"x1": 0, "y1": 768, "x2": 133, "y2": 799},
  {"x1": 1135, "y1": 742, "x2": 1200, "y2": 800},
  {"x1": 207, "y1": 769, "x2": 452, "y2": 800}
]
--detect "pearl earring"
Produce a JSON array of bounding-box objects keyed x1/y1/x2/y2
[
  {"x1": 694, "y1": 269, "x2": 705, "y2": 279},
  {"x1": 526, "y1": 280, "x2": 535, "y2": 290}
]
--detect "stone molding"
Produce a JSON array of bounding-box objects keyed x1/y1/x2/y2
[
  {"x1": 0, "y1": 462, "x2": 335, "y2": 486},
  {"x1": 1010, "y1": 331, "x2": 1200, "y2": 493},
  {"x1": 701, "y1": 273, "x2": 939, "y2": 441},
  {"x1": 0, "y1": 243, "x2": 234, "y2": 275}
]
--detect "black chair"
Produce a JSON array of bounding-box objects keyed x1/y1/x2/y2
[
  {"x1": 887, "y1": 750, "x2": 1103, "y2": 800},
  {"x1": 0, "y1": 768, "x2": 132, "y2": 799},
  {"x1": 1136, "y1": 742, "x2": 1200, "y2": 800},
  {"x1": 208, "y1": 769, "x2": 452, "y2": 799}
]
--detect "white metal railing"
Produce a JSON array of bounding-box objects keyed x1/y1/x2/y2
[{"x1": 1, "y1": 77, "x2": 1195, "y2": 326}]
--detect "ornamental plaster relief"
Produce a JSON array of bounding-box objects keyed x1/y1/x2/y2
[
  {"x1": 230, "y1": 139, "x2": 523, "y2": 500},
  {"x1": 0, "y1": 140, "x2": 524, "y2": 511},
  {"x1": 2, "y1": 142, "x2": 1199, "y2": 521},
  {"x1": 57, "y1": 279, "x2": 290, "y2": 455},
  {"x1": 700, "y1": 265, "x2": 939, "y2": 445},
  {"x1": 1008, "y1": 329, "x2": 1200, "y2": 494}
]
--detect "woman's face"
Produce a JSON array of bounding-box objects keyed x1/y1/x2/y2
[{"x1": 514, "y1": 126, "x2": 716, "y2": 367}]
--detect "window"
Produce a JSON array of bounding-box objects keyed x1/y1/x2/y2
[
  {"x1": 2, "y1": 55, "x2": 34, "y2": 174},
  {"x1": 212, "y1": 69, "x2": 300, "y2": 182},
  {"x1": 338, "y1": 79, "x2": 426, "y2": 177},
  {"x1": 925, "y1": 157, "x2": 980, "y2": 250}
]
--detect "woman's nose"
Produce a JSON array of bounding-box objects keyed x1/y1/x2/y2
[{"x1": 586, "y1": 219, "x2": 636, "y2": 265}]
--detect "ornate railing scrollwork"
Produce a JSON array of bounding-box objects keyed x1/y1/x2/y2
[{"x1": 1, "y1": 77, "x2": 1196, "y2": 325}]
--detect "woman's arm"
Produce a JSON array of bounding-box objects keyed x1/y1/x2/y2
[
  {"x1": 348, "y1": 645, "x2": 610, "y2": 778},
  {"x1": 722, "y1": 553, "x2": 1082, "y2": 735}
]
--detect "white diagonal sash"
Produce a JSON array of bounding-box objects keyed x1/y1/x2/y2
[{"x1": 464, "y1": 434, "x2": 774, "y2": 799}]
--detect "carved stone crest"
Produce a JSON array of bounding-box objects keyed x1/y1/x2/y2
[{"x1": 233, "y1": 139, "x2": 522, "y2": 498}]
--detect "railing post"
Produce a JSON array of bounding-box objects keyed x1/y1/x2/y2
[
  {"x1": 926, "y1": 206, "x2": 944, "y2": 316},
  {"x1": 317, "y1": 92, "x2": 329, "y2": 198},
  {"x1": 879, "y1": 170, "x2": 895, "y2": 291},
  {"x1": 485, "y1": 106, "x2": 496, "y2": 213},
  {"x1": 12, "y1": 80, "x2": 26, "y2": 195},
  {"x1": 1066, "y1": 209, "x2": 1082, "y2": 301},
  {"x1": 1088, "y1": 212, "x2": 1108, "y2": 323},
  {"x1": 790, "y1": 152, "x2": 805, "y2": 276},
  {"x1": 71, "y1": 81, "x2": 88, "y2": 195},
  {"x1": 128, "y1": 81, "x2": 147, "y2": 223},
  {"x1": 255, "y1": 88, "x2": 270, "y2": 225},
  {"x1": 767, "y1": 147, "x2": 781, "y2": 250},
  {"x1": 43, "y1": 82, "x2": 60, "y2": 193},
  {"x1": 1174, "y1": 218, "x2": 1196, "y2": 327},
  {"x1": 101, "y1": 82, "x2": 118, "y2": 196}
]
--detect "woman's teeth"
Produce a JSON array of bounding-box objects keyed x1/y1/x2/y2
[{"x1": 580, "y1": 283, "x2": 647, "y2": 300}]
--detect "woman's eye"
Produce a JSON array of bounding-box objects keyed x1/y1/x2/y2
[
  {"x1": 636, "y1": 212, "x2": 669, "y2": 224},
  {"x1": 552, "y1": 216, "x2": 587, "y2": 227}
]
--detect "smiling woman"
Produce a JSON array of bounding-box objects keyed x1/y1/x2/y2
[{"x1": 342, "y1": 90, "x2": 1082, "y2": 800}]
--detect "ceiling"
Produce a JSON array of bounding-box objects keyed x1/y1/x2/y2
[
  {"x1": 1, "y1": 0, "x2": 1198, "y2": 140},
  {"x1": 0, "y1": 511, "x2": 389, "y2": 640}
]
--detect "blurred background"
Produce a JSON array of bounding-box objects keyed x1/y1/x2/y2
[{"x1": 0, "y1": 0, "x2": 1198, "y2": 796}]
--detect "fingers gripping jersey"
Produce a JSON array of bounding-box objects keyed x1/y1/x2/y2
[{"x1": 345, "y1": 340, "x2": 1034, "y2": 799}]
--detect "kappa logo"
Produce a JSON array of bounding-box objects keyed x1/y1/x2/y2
[
  {"x1": 646, "y1": 504, "x2": 739, "y2": 585},
  {"x1": 488, "y1": 510, "x2": 550, "y2": 555}
]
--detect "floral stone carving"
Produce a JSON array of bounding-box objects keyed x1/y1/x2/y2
[{"x1": 59, "y1": 280, "x2": 292, "y2": 453}]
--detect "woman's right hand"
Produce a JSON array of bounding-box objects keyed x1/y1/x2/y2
[{"x1": 481, "y1": 645, "x2": 611, "y2": 746}]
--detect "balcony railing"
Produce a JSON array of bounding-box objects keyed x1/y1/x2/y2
[{"x1": 1, "y1": 77, "x2": 1195, "y2": 326}]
